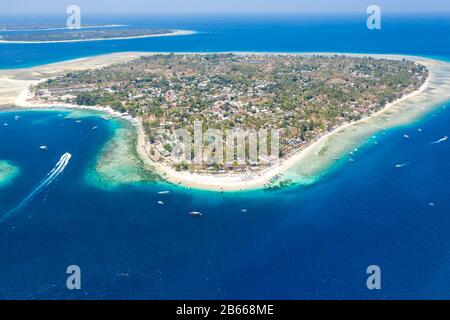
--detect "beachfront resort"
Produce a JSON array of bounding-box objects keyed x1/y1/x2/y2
[{"x1": 30, "y1": 53, "x2": 428, "y2": 175}]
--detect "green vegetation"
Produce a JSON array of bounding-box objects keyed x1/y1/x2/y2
[
  {"x1": 0, "y1": 28, "x2": 174, "y2": 42},
  {"x1": 33, "y1": 53, "x2": 428, "y2": 173},
  {"x1": 0, "y1": 161, "x2": 19, "y2": 187}
]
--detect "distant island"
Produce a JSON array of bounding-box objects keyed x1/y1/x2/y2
[
  {"x1": 30, "y1": 53, "x2": 428, "y2": 174},
  {"x1": 0, "y1": 24, "x2": 126, "y2": 32},
  {"x1": 0, "y1": 28, "x2": 195, "y2": 43}
]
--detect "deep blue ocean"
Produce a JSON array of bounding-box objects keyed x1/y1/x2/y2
[{"x1": 0, "y1": 14, "x2": 450, "y2": 299}]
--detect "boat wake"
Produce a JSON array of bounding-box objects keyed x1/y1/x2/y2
[
  {"x1": 0, "y1": 153, "x2": 72, "y2": 223},
  {"x1": 430, "y1": 136, "x2": 448, "y2": 144}
]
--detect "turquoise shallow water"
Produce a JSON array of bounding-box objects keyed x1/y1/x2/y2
[
  {"x1": 0, "y1": 15, "x2": 450, "y2": 299},
  {"x1": 0, "y1": 160, "x2": 19, "y2": 188}
]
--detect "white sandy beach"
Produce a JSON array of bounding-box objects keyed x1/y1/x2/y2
[
  {"x1": 0, "y1": 29, "x2": 196, "y2": 44},
  {"x1": 2, "y1": 52, "x2": 450, "y2": 192}
]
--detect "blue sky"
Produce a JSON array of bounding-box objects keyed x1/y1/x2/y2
[{"x1": 2, "y1": 0, "x2": 449, "y2": 14}]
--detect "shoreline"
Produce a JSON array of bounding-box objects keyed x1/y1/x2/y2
[
  {"x1": 3, "y1": 51, "x2": 450, "y2": 192},
  {"x1": 136, "y1": 69, "x2": 432, "y2": 192},
  {"x1": 0, "y1": 29, "x2": 196, "y2": 44}
]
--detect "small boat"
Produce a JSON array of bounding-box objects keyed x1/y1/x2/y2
[
  {"x1": 418, "y1": 128, "x2": 423, "y2": 132},
  {"x1": 429, "y1": 202, "x2": 435, "y2": 207},
  {"x1": 333, "y1": 157, "x2": 340, "y2": 161},
  {"x1": 157, "y1": 201, "x2": 164, "y2": 205},
  {"x1": 92, "y1": 126, "x2": 98, "y2": 130},
  {"x1": 241, "y1": 209, "x2": 248, "y2": 213},
  {"x1": 117, "y1": 273, "x2": 130, "y2": 278},
  {"x1": 14, "y1": 115, "x2": 20, "y2": 120},
  {"x1": 3, "y1": 123, "x2": 8, "y2": 126},
  {"x1": 395, "y1": 163, "x2": 408, "y2": 168},
  {"x1": 403, "y1": 134, "x2": 410, "y2": 139},
  {"x1": 188, "y1": 211, "x2": 203, "y2": 216},
  {"x1": 158, "y1": 191, "x2": 170, "y2": 195},
  {"x1": 40, "y1": 145, "x2": 48, "y2": 151},
  {"x1": 349, "y1": 158, "x2": 355, "y2": 162},
  {"x1": 75, "y1": 120, "x2": 82, "y2": 123}
]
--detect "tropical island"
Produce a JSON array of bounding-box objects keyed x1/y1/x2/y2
[
  {"x1": 0, "y1": 23, "x2": 126, "y2": 32},
  {"x1": 0, "y1": 28, "x2": 194, "y2": 43},
  {"x1": 5, "y1": 52, "x2": 450, "y2": 191},
  {"x1": 30, "y1": 54, "x2": 428, "y2": 173}
]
